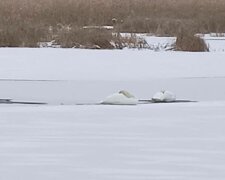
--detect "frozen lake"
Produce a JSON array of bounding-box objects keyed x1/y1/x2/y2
[
  {"x1": 1, "y1": 48, "x2": 225, "y2": 180},
  {"x1": 1, "y1": 102, "x2": 225, "y2": 180},
  {"x1": 0, "y1": 77, "x2": 225, "y2": 104}
]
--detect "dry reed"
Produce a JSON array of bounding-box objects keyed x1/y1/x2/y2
[{"x1": 0, "y1": 0, "x2": 225, "y2": 47}]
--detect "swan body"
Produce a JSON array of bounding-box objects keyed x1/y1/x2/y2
[
  {"x1": 152, "y1": 90, "x2": 176, "y2": 102},
  {"x1": 101, "y1": 90, "x2": 138, "y2": 105}
]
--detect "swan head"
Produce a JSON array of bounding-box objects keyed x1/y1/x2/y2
[{"x1": 119, "y1": 90, "x2": 135, "y2": 98}]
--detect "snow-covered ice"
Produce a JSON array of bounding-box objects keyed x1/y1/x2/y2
[
  {"x1": 1, "y1": 48, "x2": 225, "y2": 103},
  {"x1": 1, "y1": 102, "x2": 225, "y2": 180},
  {"x1": 1, "y1": 48, "x2": 225, "y2": 180}
]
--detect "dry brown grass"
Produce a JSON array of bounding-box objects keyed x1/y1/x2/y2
[
  {"x1": 175, "y1": 29, "x2": 209, "y2": 52},
  {"x1": 0, "y1": 0, "x2": 225, "y2": 47},
  {"x1": 56, "y1": 27, "x2": 114, "y2": 49}
]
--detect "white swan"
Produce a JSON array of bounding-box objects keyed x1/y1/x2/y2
[
  {"x1": 152, "y1": 90, "x2": 176, "y2": 102},
  {"x1": 101, "y1": 90, "x2": 138, "y2": 105}
]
